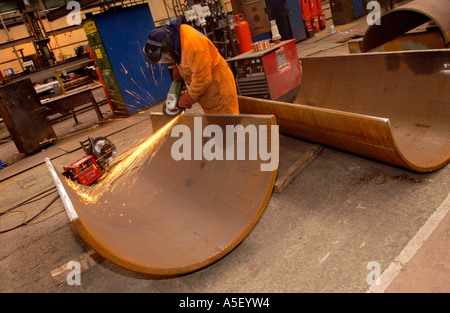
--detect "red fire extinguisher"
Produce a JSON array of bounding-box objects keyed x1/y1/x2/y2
[
  {"x1": 319, "y1": 12, "x2": 326, "y2": 29},
  {"x1": 311, "y1": 14, "x2": 320, "y2": 32},
  {"x1": 305, "y1": 15, "x2": 313, "y2": 32},
  {"x1": 300, "y1": 0, "x2": 311, "y2": 20},
  {"x1": 234, "y1": 14, "x2": 253, "y2": 54},
  {"x1": 309, "y1": 0, "x2": 316, "y2": 15},
  {"x1": 312, "y1": 0, "x2": 326, "y2": 29},
  {"x1": 316, "y1": 0, "x2": 323, "y2": 13}
]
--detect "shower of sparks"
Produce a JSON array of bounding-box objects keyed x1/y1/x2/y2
[
  {"x1": 65, "y1": 42, "x2": 174, "y2": 204},
  {"x1": 92, "y1": 39, "x2": 166, "y2": 112},
  {"x1": 68, "y1": 116, "x2": 181, "y2": 205},
  {"x1": 120, "y1": 62, "x2": 128, "y2": 74},
  {"x1": 140, "y1": 66, "x2": 158, "y2": 102}
]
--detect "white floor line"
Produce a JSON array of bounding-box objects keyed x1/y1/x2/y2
[{"x1": 367, "y1": 194, "x2": 450, "y2": 293}]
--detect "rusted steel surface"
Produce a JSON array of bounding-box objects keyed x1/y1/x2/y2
[
  {"x1": 47, "y1": 113, "x2": 278, "y2": 275},
  {"x1": 239, "y1": 49, "x2": 450, "y2": 173},
  {"x1": 0, "y1": 78, "x2": 57, "y2": 154},
  {"x1": 362, "y1": 0, "x2": 450, "y2": 52},
  {"x1": 350, "y1": 29, "x2": 446, "y2": 54}
]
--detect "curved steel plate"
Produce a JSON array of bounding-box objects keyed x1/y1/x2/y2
[
  {"x1": 47, "y1": 113, "x2": 278, "y2": 275},
  {"x1": 362, "y1": 0, "x2": 450, "y2": 52},
  {"x1": 239, "y1": 50, "x2": 450, "y2": 173}
]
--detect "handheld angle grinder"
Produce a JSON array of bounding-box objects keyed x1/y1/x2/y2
[{"x1": 162, "y1": 80, "x2": 184, "y2": 117}]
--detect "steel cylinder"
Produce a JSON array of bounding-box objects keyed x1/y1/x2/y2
[{"x1": 234, "y1": 14, "x2": 253, "y2": 54}]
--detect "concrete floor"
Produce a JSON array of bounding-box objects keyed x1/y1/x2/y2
[{"x1": 0, "y1": 13, "x2": 449, "y2": 294}]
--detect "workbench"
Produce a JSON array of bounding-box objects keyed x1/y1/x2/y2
[{"x1": 42, "y1": 84, "x2": 104, "y2": 124}]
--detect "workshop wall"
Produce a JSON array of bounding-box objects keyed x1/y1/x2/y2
[{"x1": 0, "y1": 1, "x2": 232, "y2": 78}]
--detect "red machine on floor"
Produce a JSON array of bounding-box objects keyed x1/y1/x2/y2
[
  {"x1": 63, "y1": 155, "x2": 102, "y2": 186},
  {"x1": 63, "y1": 137, "x2": 116, "y2": 185}
]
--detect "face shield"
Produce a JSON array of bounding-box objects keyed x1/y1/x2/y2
[
  {"x1": 143, "y1": 27, "x2": 176, "y2": 64},
  {"x1": 143, "y1": 39, "x2": 165, "y2": 64}
]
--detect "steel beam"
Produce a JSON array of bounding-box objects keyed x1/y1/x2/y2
[
  {"x1": 239, "y1": 49, "x2": 450, "y2": 173},
  {"x1": 46, "y1": 113, "x2": 278, "y2": 275},
  {"x1": 362, "y1": 0, "x2": 450, "y2": 52}
]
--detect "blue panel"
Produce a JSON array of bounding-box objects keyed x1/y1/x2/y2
[
  {"x1": 284, "y1": 0, "x2": 307, "y2": 42},
  {"x1": 252, "y1": 32, "x2": 271, "y2": 42},
  {"x1": 353, "y1": 0, "x2": 364, "y2": 18},
  {"x1": 265, "y1": 0, "x2": 292, "y2": 41},
  {"x1": 94, "y1": 4, "x2": 171, "y2": 113}
]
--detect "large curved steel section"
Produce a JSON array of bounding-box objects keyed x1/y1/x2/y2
[
  {"x1": 362, "y1": 0, "x2": 450, "y2": 52},
  {"x1": 48, "y1": 113, "x2": 278, "y2": 275},
  {"x1": 239, "y1": 49, "x2": 450, "y2": 173}
]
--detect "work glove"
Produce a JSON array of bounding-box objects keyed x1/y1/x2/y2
[
  {"x1": 172, "y1": 63, "x2": 181, "y2": 82},
  {"x1": 177, "y1": 91, "x2": 196, "y2": 109}
]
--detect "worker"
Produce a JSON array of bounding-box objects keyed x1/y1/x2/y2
[{"x1": 143, "y1": 17, "x2": 239, "y2": 114}]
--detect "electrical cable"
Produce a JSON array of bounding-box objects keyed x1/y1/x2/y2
[
  {"x1": 0, "y1": 187, "x2": 57, "y2": 216},
  {"x1": 0, "y1": 193, "x2": 60, "y2": 234}
]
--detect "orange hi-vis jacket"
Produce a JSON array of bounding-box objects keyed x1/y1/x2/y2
[{"x1": 178, "y1": 24, "x2": 239, "y2": 114}]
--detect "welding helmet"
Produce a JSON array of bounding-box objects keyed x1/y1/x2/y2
[{"x1": 144, "y1": 26, "x2": 177, "y2": 64}]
